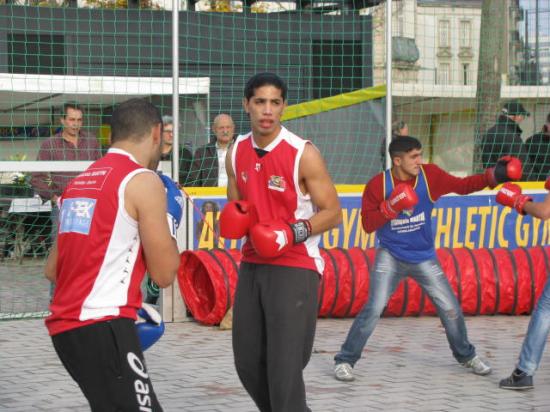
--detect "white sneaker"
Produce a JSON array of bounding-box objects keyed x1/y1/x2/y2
[
  {"x1": 463, "y1": 355, "x2": 492, "y2": 376},
  {"x1": 334, "y1": 362, "x2": 355, "y2": 382}
]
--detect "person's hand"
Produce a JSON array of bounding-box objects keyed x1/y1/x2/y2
[
  {"x1": 496, "y1": 182, "x2": 532, "y2": 215},
  {"x1": 219, "y1": 200, "x2": 256, "y2": 239},
  {"x1": 51, "y1": 195, "x2": 60, "y2": 207},
  {"x1": 249, "y1": 220, "x2": 312, "y2": 258},
  {"x1": 379, "y1": 183, "x2": 418, "y2": 220},
  {"x1": 158, "y1": 174, "x2": 183, "y2": 239},
  {"x1": 485, "y1": 156, "x2": 523, "y2": 188}
]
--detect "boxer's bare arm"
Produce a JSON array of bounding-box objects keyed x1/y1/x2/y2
[
  {"x1": 44, "y1": 242, "x2": 57, "y2": 282},
  {"x1": 126, "y1": 172, "x2": 180, "y2": 288},
  {"x1": 523, "y1": 192, "x2": 550, "y2": 221}
]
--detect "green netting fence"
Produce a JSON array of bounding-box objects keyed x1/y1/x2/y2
[{"x1": 0, "y1": 0, "x2": 549, "y2": 319}]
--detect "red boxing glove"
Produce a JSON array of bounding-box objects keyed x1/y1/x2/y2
[
  {"x1": 496, "y1": 182, "x2": 532, "y2": 215},
  {"x1": 380, "y1": 183, "x2": 419, "y2": 220},
  {"x1": 249, "y1": 220, "x2": 312, "y2": 258},
  {"x1": 219, "y1": 200, "x2": 255, "y2": 239},
  {"x1": 485, "y1": 156, "x2": 523, "y2": 188},
  {"x1": 545, "y1": 176, "x2": 550, "y2": 191}
]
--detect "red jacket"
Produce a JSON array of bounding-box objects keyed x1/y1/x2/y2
[{"x1": 361, "y1": 163, "x2": 489, "y2": 233}]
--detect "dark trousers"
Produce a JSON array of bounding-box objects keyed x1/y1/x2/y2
[
  {"x1": 232, "y1": 263, "x2": 319, "y2": 412},
  {"x1": 52, "y1": 318, "x2": 163, "y2": 412}
]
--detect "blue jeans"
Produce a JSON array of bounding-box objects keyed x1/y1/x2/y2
[
  {"x1": 334, "y1": 248, "x2": 476, "y2": 367},
  {"x1": 517, "y1": 275, "x2": 550, "y2": 376}
]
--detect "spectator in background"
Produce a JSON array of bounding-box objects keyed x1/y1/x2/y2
[
  {"x1": 188, "y1": 113, "x2": 235, "y2": 187},
  {"x1": 160, "y1": 115, "x2": 193, "y2": 186},
  {"x1": 392, "y1": 120, "x2": 409, "y2": 137},
  {"x1": 380, "y1": 120, "x2": 409, "y2": 169},
  {"x1": 144, "y1": 114, "x2": 193, "y2": 305},
  {"x1": 31, "y1": 103, "x2": 101, "y2": 241},
  {"x1": 480, "y1": 101, "x2": 532, "y2": 176},
  {"x1": 524, "y1": 112, "x2": 550, "y2": 181}
]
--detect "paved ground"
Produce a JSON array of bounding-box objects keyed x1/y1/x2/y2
[
  {"x1": 0, "y1": 258, "x2": 49, "y2": 318},
  {"x1": 2, "y1": 314, "x2": 550, "y2": 411},
  {"x1": 2, "y1": 258, "x2": 550, "y2": 411}
]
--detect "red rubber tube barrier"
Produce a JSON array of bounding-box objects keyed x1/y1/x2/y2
[
  {"x1": 178, "y1": 249, "x2": 241, "y2": 326},
  {"x1": 178, "y1": 247, "x2": 550, "y2": 325}
]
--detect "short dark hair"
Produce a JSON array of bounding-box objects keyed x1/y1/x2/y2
[
  {"x1": 389, "y1": 136, "x2": 422, "y2": 159},
  {"x1": 110, "y1": 98, "x2": 162, "y2": 144},
  {"x1": 244, "y1": 72, "x2": 287, "y2": 101},
  {"x1": 63, "y1": 102, "x2": 83, "y2": 117}
]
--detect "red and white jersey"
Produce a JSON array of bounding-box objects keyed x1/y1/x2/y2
[
  {"x1": 46, "y1": 148, "x2": 153, "y2": 336},
  {"x1": 232, "y1": 127, "x2": 324, "y2": 274}
]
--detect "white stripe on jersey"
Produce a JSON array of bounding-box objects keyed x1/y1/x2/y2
[
  {"x1": 79, "y1": 168, "x2": 153, "y2": 321},
  {"x1": 281, "y1": 129, "x2": 324, "y2": 274}
]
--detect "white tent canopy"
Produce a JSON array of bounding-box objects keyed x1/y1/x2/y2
[{"x1": 0, "y1": 73, "x2": 210, "y2": 125}]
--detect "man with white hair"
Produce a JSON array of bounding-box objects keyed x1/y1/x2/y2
[{"x1": 188, "y1": 113, "x2": 235, "y2": 187}]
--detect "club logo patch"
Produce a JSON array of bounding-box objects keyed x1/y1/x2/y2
[
  {"x1": 268, "y1": 175, "x2": 286, "y2": 192},
  {"x1": 59, "y1": 198, "x2": 97, "y2": 235}
]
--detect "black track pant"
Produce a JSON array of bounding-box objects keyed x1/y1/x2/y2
[
  {"x1": 232, "y1": 263, "x2": 319, "y2": 412},
  {"x1": 52, "y1": 318, "x2": 163, "y2": 412}
]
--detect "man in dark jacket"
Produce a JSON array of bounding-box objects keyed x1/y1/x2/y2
[
  {"x1": 160, "y1": 115, "x2": 193, "y2": 186},
  {"x1": 188, "y1": 114, "x2": 235, "y2": 187},
  {"x1": 481, "y1": 101, "x2": 532, "y2": 176},
  {"x1": 524, "y1": 113, "x2": 550, "y2": 181}
]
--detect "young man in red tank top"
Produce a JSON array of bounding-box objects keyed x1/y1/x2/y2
[
  {"x1": 44, "y1": 99, "x2": 182, "y2": 411},
  {"x1": 222, "y1": 72, "x2": 342, "y2": 412}
]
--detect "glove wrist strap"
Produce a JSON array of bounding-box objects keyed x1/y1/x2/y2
[
  {"x1": 485, "y1": 167, "x2": 498, "y2": 189},
  {"x1": 380, "y1": 200, "x2": 398, "y2": 220},
  {"x1": 515, "y1": 195, "x2": 532, "y2": 215},
  {"x1": 290, "y1": 220, "x2": 312, "y2": 244}
]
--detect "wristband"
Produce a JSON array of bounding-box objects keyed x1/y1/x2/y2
[{"x1": 290, "y1": 220, "x2": 312, "y2": 244}]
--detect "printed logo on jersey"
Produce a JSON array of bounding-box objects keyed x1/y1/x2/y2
[
  {"x1": 59, "y1": 198, "x2": 97, "y2": 235},
  {"x1": 241, "y1": 171, "x2": 248, "y2": 183},
  {"x1": 390, "y1": 211, "x2": 426, "y2": 234},
  {"x1": 267, "y1": 175, "x2": 286, "y2": 192},
  {"x1": 68, "y1": 167, "x2": 112, "y2": 191}
]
